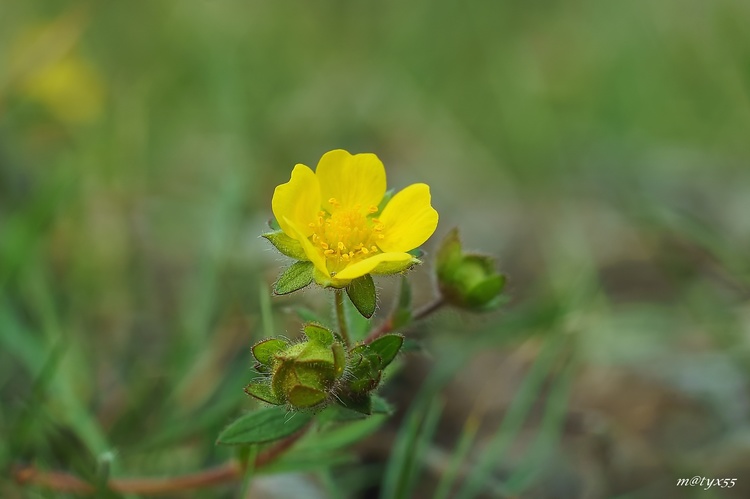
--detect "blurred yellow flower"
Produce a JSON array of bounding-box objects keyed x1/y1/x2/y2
[
  {"x1": 272, "y1": 149, "x2": 438, "y2": 287},
  {"x1": 21, "y1": 55, "x2": 104, "y2": 124},
  {"x1": 10, "y1": 16, "x2": 104, "y2": 125}
]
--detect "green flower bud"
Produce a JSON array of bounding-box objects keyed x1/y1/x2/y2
[
  {"x1": 436, "y1": 228, "x2": 505, "y2": 311},
  {"x1": 245, "y1": 323, "x2": 345, "y2": 409},
  {"x1": 335, "y1": 334, "x2": 403, "y2": 415}
]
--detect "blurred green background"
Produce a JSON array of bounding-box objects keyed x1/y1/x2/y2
[{"x1": 2, "y1": 1, "x2": 750, "y2": 498}]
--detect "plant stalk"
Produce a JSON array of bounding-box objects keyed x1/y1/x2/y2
[{"x1": 334, "y1": 288, "x2": 351, "y2": 347}]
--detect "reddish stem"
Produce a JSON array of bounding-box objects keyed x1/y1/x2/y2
[
  {"x1": 14, "y1": 423, "x2": 310, "y2": 495},
  {"x1": 364, "y1": 297, "x2": 444, "y2": 344}
]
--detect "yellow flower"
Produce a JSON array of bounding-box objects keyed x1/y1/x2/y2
[{"x1": 272, "y1": 149, "x2": 438, "y2": 287}]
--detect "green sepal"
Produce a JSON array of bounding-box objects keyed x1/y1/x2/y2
[
  {"x1": 408, "y1": 248, "x2": 425, "y2": 259},
  {"x1": 295, "y1": 342, "x2": 335, "y2": 365},
  {"x1": 274, "y1": 261, "x2": 314, "y2": 295},
  {"x1": 303, "y1": 323, "x2": 335, "y2": 346},
  {"x1": 436, "y1": 228, "x2": 506, "y2": 311},
  {"x1": 370, "y1": 256, "x2": 420, "y2": 276},
  {"x1": 313, "y1": 268, "x2": 337, "y2": 288},
  {"x1": 252, "y1": 338, "x2": 288, "y2": 366},
  {"x1": 336, "y1": 391, "x2": 373, "y2": 415},
  {"x1": 346, "y1": 274, "x2": 377, "y2": 318},
  {"x1": 244, "y1": 380, "x2": 284, "y2": 405},
  {"x1": 346, "y1": 345, "x2": 383, "y2": 393},
  {"x1": 262, "y1": 230, "x2": 308, "y2": 260},
  {"x1": 332, "y1": 343, "x2": 346, "y2": 379},
  {"x1": 466, "y1": 273, "x2": 506, "y2": 310},
  {"x1": 436, "y1": 228, "x2": 463, "y2": 280},
  {"x1": 368, "y1": 334, "x2": 403, "y2": 369},
  {"x1": 288, "y1": 385, "x2": 327, "y2": 408}
]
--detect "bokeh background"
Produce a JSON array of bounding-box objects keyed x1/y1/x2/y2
[{"x1": 2, "y1": 1, "x2": 750, "y2": 498}]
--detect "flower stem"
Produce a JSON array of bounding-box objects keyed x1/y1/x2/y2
[
  {"x1": 13, "y1": 424, "x2": 310, "y2": 495},
  {"x1": 364, "y1": 296, "x2": 445, "y2": 344},
  {"x1": 334, "y1": 288, "x2": 351, "y2": 348}
]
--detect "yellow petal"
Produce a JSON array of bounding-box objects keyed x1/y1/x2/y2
[
  {"x1": 316, "y1": 149, "x2": 386, "y2": 213},
  {"x1": 377, "y1": 183, "x2": 438, "y2": 253},
  {"x1": 272, "y1": 164, "x2": 320, "y2": 238},
  {"x1": 334, "y1": 252, "x2": 413, "y2": 281},
  {"x1": 283, "y1": 217, "x2": 329, "y2": 277}
]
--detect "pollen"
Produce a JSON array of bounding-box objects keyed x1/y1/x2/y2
[{"x1": 309, "y1": 205, "x2": 383, "y2": 272}]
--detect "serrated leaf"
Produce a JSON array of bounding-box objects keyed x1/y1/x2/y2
[
  {"x1": 252, "y1": 338, "x2": 288, "y2": 366},
  {"x1": 368, "y1": 334, "x2": 404, "y2": 369},
  {"x1": 262, "y1": 231, "x2": 307, "y2": 260},
  {"x1": 216, "y1": 407, "x2": 312, "y2": 445},
  {"x1": 346, "y1": 274, "x2": 376, "y2": 318},
  {"x1": 303, "y1": 323, "x2": 334, "y2": 346},
  {"x1": 274, "y1": 261, "x2": 314, "y2": 295},
  {"x1": 244, "y1": 380, "x2": 283, "y2": 405}
]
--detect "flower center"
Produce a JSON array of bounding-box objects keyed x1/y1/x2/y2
[{"x1": 309, "y1": 198, "x2": 384, "y2": 273}]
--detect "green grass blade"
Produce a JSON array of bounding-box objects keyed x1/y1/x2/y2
[
  {"x1": 381, "y1": 396, "x2": 444, "y2": 499},
  {"x1": 456, "y1": 336, "x2": 565, "y2": 499}
]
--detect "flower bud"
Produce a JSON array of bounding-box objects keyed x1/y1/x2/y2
[
  {"x1": 245, "y1": 324, "x2": 345, "y2": 409},
  {"x1": 436, "y1": 229, "x2": 505, "y2": 311}
]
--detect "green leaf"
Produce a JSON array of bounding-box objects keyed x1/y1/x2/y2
[
  {"x1": 304, "y1": 323, "x2": 335, "y2": 346},
  {"x1": 274, "y1": 261, "x2": 314, "y2": 295},
  {"x1": 244, "y1": 380, "x2": 283, "y2": 405},
  {"x1": 346, "y1": 274, "x2": 376, "y2": 318},
  {"x1": 252, "y1": 338, "x2": 288, "y2": 366},
  {"x1": 216, "y1": 407, "x2": 312, "y2": 445},
  {"x1": 368, "y1": 334, "x2": 404, "y2": 369}
]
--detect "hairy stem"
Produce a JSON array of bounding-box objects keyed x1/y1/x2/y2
[
  {"x1": 334, "y1": 288, "x2": 351, "y2": 347},
  {"x1": 364, "y1": 297, "x2": 445, "y2": 344}
]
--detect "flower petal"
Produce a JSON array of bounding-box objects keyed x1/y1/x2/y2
[
  {"x1": 334, "y1": 252, "x2": 413, "y2": 281},
  {"x1": 272, "y1": 164, "x2": 320, "y2": 238},
  {"x1": 316, "y1": 149, "x2": 386, "y2": 213},
  {"x1": 283, "y1": 217, "x2": 329, "y2": 277},
  {"x1": 377, "y1": 183, "x2": 438, "y2": 252}
]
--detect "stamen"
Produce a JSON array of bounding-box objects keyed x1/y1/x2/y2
[{"x1": 368, "y1": 205, "x2": 379, "y2": 214}]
